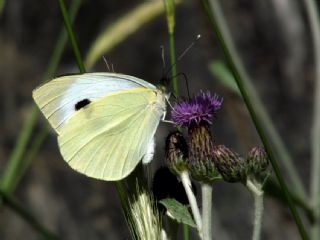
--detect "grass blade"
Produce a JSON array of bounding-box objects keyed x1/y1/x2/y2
[
  {"x1": 163, "y1": 0, "x2": 178, "y2": 96},
  {"x1": 303, "y1": 0, "x2": 320, "y2": 238},
  {"x1": 0, "y1": 0, "x2": 5, "y2": 16},
  {"x1": 58, "y1": 0, "x2": 85, "y2": 73}
]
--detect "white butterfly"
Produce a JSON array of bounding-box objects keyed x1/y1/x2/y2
[{"x1": 33, "y1": 73, "x2": 168, "y2": 181}]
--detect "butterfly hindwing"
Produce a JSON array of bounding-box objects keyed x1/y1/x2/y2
[{"x1": 57, "y1": 88, "x2": 165, "y2": 181}]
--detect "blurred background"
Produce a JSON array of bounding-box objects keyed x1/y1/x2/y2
[{"x1": 0, "y1": 0, "x2": 315, "y2": 239}]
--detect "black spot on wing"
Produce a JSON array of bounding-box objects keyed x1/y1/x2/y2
[{"x1": 75, "y1": 99, "x2": 91, "y2": 111}]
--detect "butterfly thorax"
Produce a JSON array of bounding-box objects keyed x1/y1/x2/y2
[{"x1": 151, "y1": 89, "x2": 167, "y2": 114}]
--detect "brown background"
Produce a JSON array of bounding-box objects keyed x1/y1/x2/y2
[{"x1": 0, "y1": 0, "x2": 313, "y2": 239}]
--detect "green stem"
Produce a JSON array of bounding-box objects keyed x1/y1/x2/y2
[
  {"x1": 247, "y1": 180, "x2": 264, "y2": 240},
  {"x1": 163, "y1": 0, "x2": 178, "y2": 96},
  {"x1": 58, "y1": 0, "x2": 85, "y2": 73},
  {"x1": 114, "y1": 181, "x2": 130, "y2": 219},
  {"x1": 180, "y1": 171, "x2": 202, "y2": 238},
  {"x1": 169, "y1": 32, "x2": 178, "y2": 96},
  {"x1": 303, "y1": 0, "x2": 320, "y2": 238},
  {"x1": 167, "y1": 220, "x2": 179, "y2": 240},
  {"x1": 201, "y1": 0, "x2": 309, "y2": 239},
  {"x1": 253, "y1": 194, "x2": 264, "y2": 240},
  {"x1": 0, "y1": 190, "x2": 59, "y2": 240},
  {"x1": 0, "y1": 0, "x2": 82, "y2": 195},
  {"x1": 183, "y1": 224, "x2": 190, "y2": 240},
  {"x1": 0, "y1": 0, "x2": 5, "y2": 15},
  {"x1": 201, "y1": 183, "x2": 212, "y2": 240}
]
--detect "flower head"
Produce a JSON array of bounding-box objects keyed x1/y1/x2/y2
[{"x1": 171, "y1": 91, "x2": 222, "y2": 127}]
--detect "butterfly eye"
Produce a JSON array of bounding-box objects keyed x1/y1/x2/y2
[{"x1": 75, "y1": 99, "x2": 91, "y2": 111}]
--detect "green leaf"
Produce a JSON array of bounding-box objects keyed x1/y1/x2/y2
[
  {"x1": 208, "y1": 60, "x2": 241, "y2": 95},
  {"x1": 159, "y1": 198, "x2": 196, "y2": 228}
]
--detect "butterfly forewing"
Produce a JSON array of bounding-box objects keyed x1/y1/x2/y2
[
  {"x1": 32, "y1": 73, "x2": 157, "y2": 133},
  {"x1": 57, "y1": 88, "x2": 165, "y2": 181}
]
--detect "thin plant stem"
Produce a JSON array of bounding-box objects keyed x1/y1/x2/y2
[
  {"x1": 253, "y1": 193, "x2": 264, "y2": 240},
  {"x1": 201, "y1": 183, "x2": 213, "y2": 240},
  {"x1": 115, "y1": 181, "x2": 129, "y2": 212},
  {"x1": 0, "y1": 0, "x2": 5, "y2": 15},
  {"x1": 201, "y1": 0, "x2": 309, "y2": 239},
  {"x1": 247, "y1": 180, "x2": 264, "y2": 240},
  {"x1": 0, "y1": 190, "x2": 59, "y2": 240},
  {"x1": 114, "y1": 180, "x2": 137, "y2": 239},
  {"x1": 58, "y1": 0, "x2": 85, "y2": 73},
  {"x1": 0, "y1": 0, "x2": 82, "y2": 194},
  {"x1": 303, "y1": 0, "x2": 320, "y2": 238},
  {"x1": 166, "y1": 220, "x2": 179, "y2": 240},
  {"x1": 183, "y1": 224, "x2": 190, "y2": 240},
  {"x1": 169, "y1": 32, "x2": 178, "y2": 96},
  {"x1": 180, "y1": 171, "x2": 202, "y2": 237},
  {"x1": 163, "y1": 0, "x2": 179, "y2": 96}
]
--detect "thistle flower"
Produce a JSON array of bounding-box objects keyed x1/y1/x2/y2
[
  {"x1": 171, "y1": 91, "x2": 222, "y2": 127},
  {"x1": 246, "y1": 146, "x2": 269, "y2": 177},
  {"x1": 171, "y1": 92, "x2": 222, "y2": 182},
  {"x1": 212, "y1": 145, "x2": 247, "y2": 183},
  {"x1": 165, "y1": 131, "x2": 189, "y2": 175}
]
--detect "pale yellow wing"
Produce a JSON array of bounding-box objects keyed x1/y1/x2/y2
[
  {"x1": 57, "y1": 88, "x2": 165, "y2": 181},
  {"x1": 32, "y1": 73, "x2": 157, "y2": 134}
]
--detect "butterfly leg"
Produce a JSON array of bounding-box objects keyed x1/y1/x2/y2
[{"x1": 162, "y1": 120, "x2": 175, "y2": 124}]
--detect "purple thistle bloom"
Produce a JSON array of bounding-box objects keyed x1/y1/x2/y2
[{"x1": 171, "y1": 91, "x2": 223, "y2": 127}]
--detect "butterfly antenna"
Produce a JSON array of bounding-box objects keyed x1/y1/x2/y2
[
  {"x1": 159, "y1": 45, "x2": 169, "y2": 86},
  {"x1": 177, "y1": 34, "x2": 201, "y2": 61},
  {"x1": 171, "y1": 92, "x2": 177, "y2": 100},
  {"x1": 111, "y1": 63, "x2": 115, "y2": 73},
  {"x1": 175, "y1": 72, "x2": 191, "y2": 99},
  {"x1": 165, "y1": 34, "x2": 201, "y2": 79},
  {"x1": 103, "y1": 56, "x2": 111, "y2": 72}
]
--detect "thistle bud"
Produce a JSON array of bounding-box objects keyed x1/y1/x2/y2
[
  {"x1": 188, "y1": 124, "x2": 219, "y2": 182},
  {"x1": 165, "y1": 131, "x2": 188, "y2": 175},
  {"x1": 246, "y1": 146, "x2": 269, "y2": 176},
  {"x1": 212, "y1": 145, "x2": 247, "y2": 183}
]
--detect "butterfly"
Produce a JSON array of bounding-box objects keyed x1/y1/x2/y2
[{"x1": 33, "y1": 73, "x2": 168, "y2": 181}]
